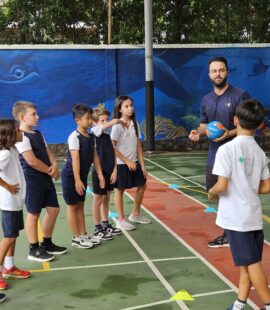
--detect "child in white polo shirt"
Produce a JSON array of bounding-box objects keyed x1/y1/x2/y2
[
  {"x1": 208, "y1": 99, "x2": 270, "y2": 310},
  {"x1": 0, "y1": 119, "x2": 31, "y2": 298},
  {"x1": 111, "y1": 95, "x2": 151, "y2": 231}
]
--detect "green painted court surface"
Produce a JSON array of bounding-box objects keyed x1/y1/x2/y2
[{"x1": 2, "y1": 152, "x2": 269, "y2": 309}]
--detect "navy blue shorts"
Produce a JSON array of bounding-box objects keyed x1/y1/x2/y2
[
  {"x1": 61, "y1": 169, "x2": 87, "y2": 205},
  {"x1": 2, "y1": 210, "x2": 24, "y2": 238},
  {"x1": 92, "y1": 170, "x2": 114, "y2": 195},
  {"x1": 25, "y1": 179, "x2": 59, "y2": 214},
  {"x1": 206, "y1": 165, "x2": 218, "y2": 191},
  {"x1": 115, "y1": 162, "x2": 146, "y2": 190},
  {"x1": 225, "y1": 229, "x2": 264, "y2": 266}
]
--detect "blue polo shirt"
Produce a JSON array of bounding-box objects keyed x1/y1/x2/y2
[{"x1": 200, "y1": 85, "x2": 250, "y2": 165}]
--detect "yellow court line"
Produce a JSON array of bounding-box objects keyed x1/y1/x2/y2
[
  {"x1": 37, "y1": 220, "x2": 50, "y2": 271},
  {"x1": 179, "y1": 186, "x2": 208, "y2": 195},
  {"x1": 148, "y1": 177, "x2": 207, "y2": 195},
  {"x1": 263, "y1": 215, "x2": 270, "y2": 223}
]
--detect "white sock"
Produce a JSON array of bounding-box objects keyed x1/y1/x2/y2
[
  {"x1": 4, "y1": 256, "x2": 14, "y2": 270},
  {"x1": 265, "y1": 304, "x2": 270, "y2": 310},
  {"x1": 233, "y1": 299, "x2": 246, "y2": 310}
]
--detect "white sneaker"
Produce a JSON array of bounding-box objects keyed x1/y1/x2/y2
[
  {"x1": 116, "y1": 219, "x2": 135, "y2": 231},
  {"x1": 128, "y1": 214, "x2": 151, "y2": 224},
  {"x1": 81, "y1": 234, "x2": 101, "y2": 245},
  {"x1": 72, "y1": 236, "x2": 94, "y2": 249}
]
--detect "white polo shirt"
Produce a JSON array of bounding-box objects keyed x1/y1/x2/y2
[
  {"x1": 111, "y1": 120, "x2": 141, "y2": 164},
  {"x1": 213, "y1": 135, "x2": 269, "y2": 232},
  {"x1": 0, "y1": 147, "x2": 26, "y2": 211}
]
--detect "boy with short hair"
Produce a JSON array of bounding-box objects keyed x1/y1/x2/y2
[
  {"x1": 208, "y1": 99, "x2": 270, "y2": 310},
  {"x1": 61, "y1": 104, "x2": 104, "y2": 248},
  {"x1": 91, "y1": 106, "x2": 125, "y2": 240},
  {"x1": 13, "y1": 101, "x2": 67, "y2": 262}
]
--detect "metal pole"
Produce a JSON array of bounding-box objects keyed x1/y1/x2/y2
[
  {"x1": 144, "y1": 0, "x2": 155, "y2": 152},
  {"x1": 108, "y1": 0, "x2": 112, "y2": 44}
]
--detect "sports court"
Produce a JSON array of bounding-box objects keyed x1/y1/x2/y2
[{"x1": 1, "y1": 152, "x2": 269, "y2": 310}]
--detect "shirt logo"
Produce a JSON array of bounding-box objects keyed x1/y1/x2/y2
[
  {"x1": 225, "y1": 102, "x2": 231, "y2": 107},
  {"x1": 239, "y1": 156, "x2": 245, "y2": 163}
]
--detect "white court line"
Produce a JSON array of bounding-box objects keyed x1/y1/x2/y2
[
  {"x1": 185, "y1": 175, "x2": 205, "y2": 179},
  {"x1": 193, "y1": 288, "x2": 233, "y2": 298},
  {"x1": 128, "y1": 173, "x2": 258, "y2": 309},
  {"x1": 144, "y1": 157, "x2": 206, "y2": 189},
  {"x1": 32, "y1": 256, "x2": 198, "y2": 273}
]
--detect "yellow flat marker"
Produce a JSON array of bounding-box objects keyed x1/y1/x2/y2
[
  {"x1": 170, "y1": 290, "x2": 194, "y2": 301},
  {"x1": 37, "y1": 221, "x2": 50, "y2": 271}
]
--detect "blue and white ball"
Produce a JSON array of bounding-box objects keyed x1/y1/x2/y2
[{"x1": 206, "y1": 121, "x2": 224, "y2": 140}]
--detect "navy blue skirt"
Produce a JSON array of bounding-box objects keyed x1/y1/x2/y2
[{"x1": 115, "y1": 162, "x2": 146, "y2": 190}]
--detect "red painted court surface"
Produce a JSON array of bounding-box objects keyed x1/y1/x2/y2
[
  {"x1": 2, "y1": 153, "x2": 270, "y2": 309},
  {"x1": 128, "y1": 172, "x2": 270, "y2": 309}
]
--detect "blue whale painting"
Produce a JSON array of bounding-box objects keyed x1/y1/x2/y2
[{"x1": 0, "y1": 47, "x2": 269, "y2": 143}]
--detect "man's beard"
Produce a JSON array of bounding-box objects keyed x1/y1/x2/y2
[{"x1": 211, "y1": 76, "x2": 227, "y2": 89}]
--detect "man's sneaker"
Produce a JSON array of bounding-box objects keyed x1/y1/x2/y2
[
  {"x1": 94, "y1": 228, "x2": 113, "y2": 241},
  {"x1": 40, "y1": 242, "x2": 67, "y2": 255},
  {"x1": 0, "y1": 293, "x2": 6, "y2": 302},
  {"x1": 80, "y1": 234, "x2": 101, "y2": 246},
  {"x1": 0, "y1": 274, "x2": 8, "y2": 290},
  {"x1": 2, "y1": 266, "x2": 31, "y2": 279},
  {"x1": 116, "y1": 219, "x2": 135, "y2": 231},
  {"x1": 104, "y1": 223, "x2": 122, "y2": 235},
  {"x1": 128, "y1": 214, "x2": 151, "y2": 224},
  {"x1": 72, "y1": 236, "x2": 94, "y2": 249},
  {"x1": 208, "y1": 234, "x2": 229, "y2": 248},
  {"x1": 28, "y1": 247, "x2": 55, "y2": 262}
]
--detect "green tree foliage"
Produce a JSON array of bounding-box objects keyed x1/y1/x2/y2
[{"x1": 0, "y1": 0, "x2": 269, "y2": 44}]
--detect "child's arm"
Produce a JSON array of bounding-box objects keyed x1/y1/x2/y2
[
  {"x1": 102, "y1": 119, "x2": 126, "y2": 131},
  {"x1": 92, "y1": 120, "x2": 126, "y2": 137},
  {"x1": 208, "y1": 176, "x2": 228, "y2": 201},
  {"x1": 258, "y1": 178, "x2": 270, "y2": 194},
  {"x1": 0, "y1": 178, "x2": 20, "y2": 194},
  {"x1": 70, "y1": 150, "x2": 85, "y2": 196},
  {"x1": 111, "y1": 140, "x2": 137, "y2": 171},
  {"x1": 137, "y1": 140, "x2": 147, "y2": 178},
  {"x1": 93, "y1": 149, "x2": 105, "y2": 189},
  {"x1": 46, "y1": 146, "x2": 59, "y2": 180},
  {"x1": 110, "y1": 155, "x2": 117, "y2": 184},
  {"x1": 21, "y1": 150, "x2": 51, "y2": 175}
]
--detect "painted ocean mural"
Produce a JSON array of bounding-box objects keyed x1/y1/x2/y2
[{"x1": 0, "y1": 47, "x2": 269, "y2": 143}]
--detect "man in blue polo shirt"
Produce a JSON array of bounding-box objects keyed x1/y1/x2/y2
[{"x1": 189, "y1": 56, "x2": 250, "y2": 248}]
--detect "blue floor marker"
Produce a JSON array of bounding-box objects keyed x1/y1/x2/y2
[
  {"x1": 109, "y1": 211, "x2": 119, "y2": 218},
  {"x1": 169, "y1": 184, "x2": 180, "y2": 189},
  {"x1": 204, "y1": 207, "x2": 217, "y2": 213},
  {"x1": 86, "y1": 187, "x2": 93, "y2": 194}
]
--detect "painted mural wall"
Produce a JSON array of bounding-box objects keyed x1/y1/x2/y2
[{"x1": 0, "y1": 47, "x2": 269, "y2": 143}]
